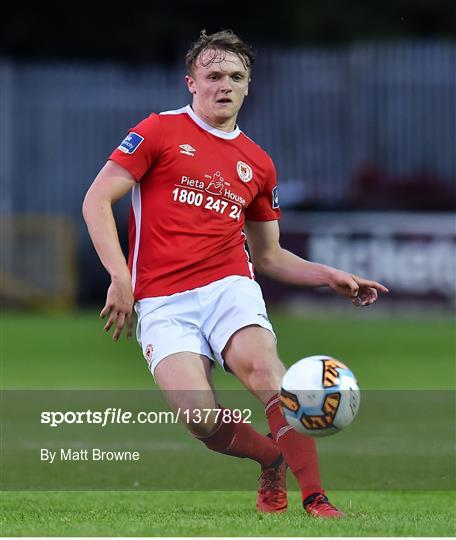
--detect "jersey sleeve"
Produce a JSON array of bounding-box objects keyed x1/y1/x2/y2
[
  {"x1": 244, "y1": 157, "x2": 281, "y2": 221},
  {"x1": 109, "y1": 113, "x2": 163, "y2": 181}
]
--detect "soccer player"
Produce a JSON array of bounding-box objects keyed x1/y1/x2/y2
[{"x1": 82, "y1": 29, "x2": 388, "y2": 518}]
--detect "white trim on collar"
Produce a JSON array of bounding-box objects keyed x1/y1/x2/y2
[
  {"x1": 160, "y1": 107, "x2": 188, "y2": 116},
  {"x1": 184, "y1": 105, "x2": 241, "y2": 140}
]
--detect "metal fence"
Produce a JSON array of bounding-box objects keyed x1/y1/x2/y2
[{"x1": 1, "y1": 40, "x2": 455, "y2": 219}]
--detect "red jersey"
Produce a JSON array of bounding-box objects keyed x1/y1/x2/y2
[{"x1": 109, "y1": 105, "x2": 281, "y2": 299}]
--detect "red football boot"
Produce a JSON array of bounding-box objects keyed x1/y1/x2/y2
[
  {"x1": 304, "y1": 493, "x2": 345, "y2": 518},
  {"x1": 256, "y1": 454, "x2": 288, "y2": 513}
]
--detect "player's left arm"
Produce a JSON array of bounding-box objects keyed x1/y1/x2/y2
[{"x1": 244, "y1": 220, "x2": 389, "y2": 306}]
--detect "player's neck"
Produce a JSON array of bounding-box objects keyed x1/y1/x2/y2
[{"x1": 190, "y1": 104, "x2": 237, "y2": 133}]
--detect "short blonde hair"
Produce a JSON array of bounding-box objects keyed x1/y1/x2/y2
[{"x1": 185, "y1": 29, "x2": 255, "y2": 76}]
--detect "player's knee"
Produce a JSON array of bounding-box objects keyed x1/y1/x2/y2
[
  {"x1": 184, "y1": 409, "x2": 219, "y2": 437},
  {"x1": 188, "y1": 421, "x2": 218, "y2": 438},
  {"x1": 244, "y1": 357, "x2": 285, "y2": 392}
]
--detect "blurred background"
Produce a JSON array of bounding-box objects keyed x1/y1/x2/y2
[
  {"x1": 2, "y1": 7, "x2": 455, "y2": 531},
  {"x1": 1, "y1": 0, "x2": 455, "y2": 314}
]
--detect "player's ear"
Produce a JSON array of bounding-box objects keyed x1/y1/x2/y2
[
  {"x1": 245, "y1": 77, "x2": 251, "y2": 96},
  {"x1": 185, "y1": 74, "x2": 196, "y2": 95}
]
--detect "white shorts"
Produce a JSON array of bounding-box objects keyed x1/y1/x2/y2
[{"x1": 135, "y1": 275, "x2": 275, "y2": 377}]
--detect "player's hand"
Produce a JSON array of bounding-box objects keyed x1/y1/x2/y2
[
  {"x1": 328, "y1": 269, "x2": 389, "y2": 307},
  {"x1": 100, "y1": 274, "x2": 134, "y2": 340}
]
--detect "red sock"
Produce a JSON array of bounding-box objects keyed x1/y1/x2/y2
[
  {"x1": 197, "y1": 409, "x2": 281, "y2": 468},
  {"x1": 265, "y1": 394, "x2": 324, "y2": 501}
]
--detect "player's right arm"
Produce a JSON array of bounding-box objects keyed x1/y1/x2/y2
[{"x1": 82, "y1": 160, "x2": 136, "y2": 340}]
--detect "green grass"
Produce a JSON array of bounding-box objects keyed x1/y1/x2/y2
[
  {"x1": 2, "y1": 311, "x2": 455, "y2": 389},
  {"x1": 1, "y1": 310, "x2": 455, "y2": 536},
  {"x1": 1, "y1": 491, "x2": 455, "y2": 537}
]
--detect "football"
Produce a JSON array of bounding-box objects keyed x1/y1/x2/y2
[{"x1": 279, "y1": 355, "x2": 360, "y2": 437}]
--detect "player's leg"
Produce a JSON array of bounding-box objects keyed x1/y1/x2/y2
[
  {"x1": 135, "y1": 293, "x2": 281, "y2": 474},
  {"x1": 223, "y1": 326, "x2": 344, "y2": 518},
  {"x1": 203, "y1": 276, "x2": 343, "y2": 518},
  {"x1": 154, "y1": 351, "x2": 282, "y2": 469},
  {"x1": 154, "y1": 352, "x2": 218, "y2": 437},
  {"x1": 222, "y1": 326, "x2": 322, "y2": 490}
]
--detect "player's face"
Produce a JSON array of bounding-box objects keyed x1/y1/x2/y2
[{"x1": 186, "y1": 49, "x2": 250, "y2": 130}]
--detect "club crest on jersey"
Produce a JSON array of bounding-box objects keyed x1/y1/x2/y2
[
  {"x1": 272, "y1": 186, "x2": 279, "y2": 209},
  {"x1": 205, "y1": 171, "x2": 225, "y2": 195},
  {"x1": 179, "y1": 144, "x2": 196, "y2": 156},
  {"x1": 118, "y1": 132, "x2": 144, "y2": 154},
  {"x1": 144, "y1": 344, "x2": 154, "y2": 369},
  {"x1": 237, "y1": 161, "x2": 253, "y2": 183}
]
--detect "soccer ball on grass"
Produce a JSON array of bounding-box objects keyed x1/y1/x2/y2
[{"x1": 279, "y1": 355, "x2": 360, "y2": 437}]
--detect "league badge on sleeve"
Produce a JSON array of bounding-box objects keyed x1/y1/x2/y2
[
  {"x1": 272, "y1": 186, "x2": 280, "y2": 209},
  {"x1": 118, "y1": 132, "x2": 144, "y2": 154}
]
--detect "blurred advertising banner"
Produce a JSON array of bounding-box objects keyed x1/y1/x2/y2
[{"x1": 261, "y1": 212, "x2": 455, "y2": 304}]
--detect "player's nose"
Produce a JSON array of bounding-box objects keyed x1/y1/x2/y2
[{"x1": 219, "y1": 76, "x2": 233, "y2": 92}]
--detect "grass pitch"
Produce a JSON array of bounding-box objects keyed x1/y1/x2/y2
[
  {"x1": 2, "y1": 491, "x2": 455, "y2": 537},
  {"x1": 1, "y1": 310, "x2": 455, "y2": 536}
]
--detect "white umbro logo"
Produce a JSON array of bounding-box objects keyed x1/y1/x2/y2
[{"x1": 179, "y1": 144, "x2": 196, "y2": 157}]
